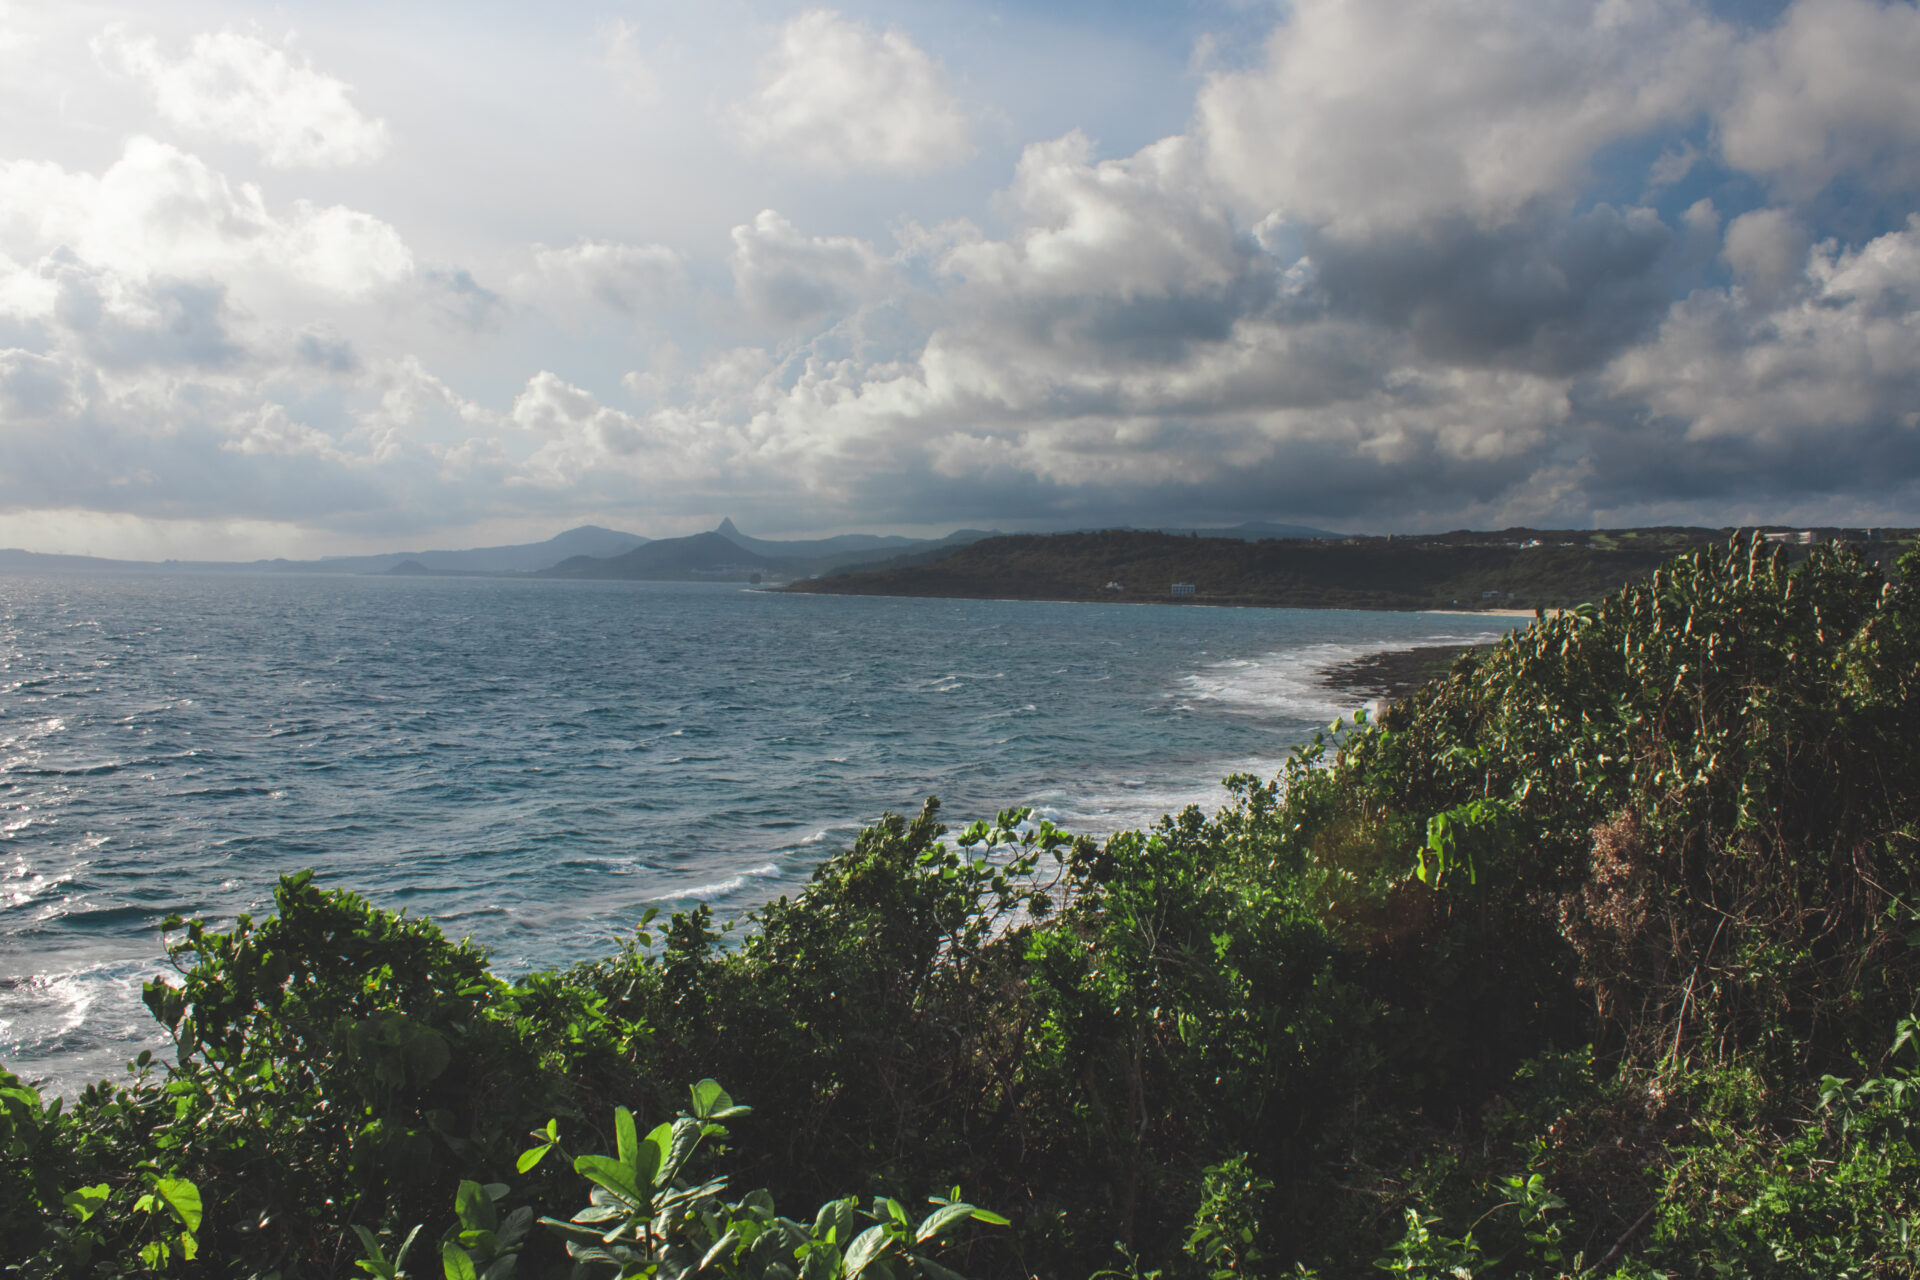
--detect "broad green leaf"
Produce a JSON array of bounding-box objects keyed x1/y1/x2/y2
[
  {"x1": 442, "y1": 1241, "x2": 480, "y2": 1280},
  {"x1": 640, "y1": 1120, "x2": 673, "y2": 1186},
  {"x1": 914, "y1": 1204, "x2": 974, "y2": 1243},
  {"x1": 664, "y1": 1116, "x2": 701, "y2": 1181},
  {"x1": 62, "y1": 1183, "x2": 110, "y2": 1224},
  {"x1": 455, "y1": 1180, "x2": 495, "y2": 1232},
  {"x1": 575, "y1": 1154, "x2": 646, "y2": 1208},
  {"x1": 701, "y1": 1230, "x2": 741, "y2": 1270},
  {"x1": 814, "y1": 1195, "x2": 857, "y2": 1244},
  {"x1": 515, "y1": 1142, "x2": 552, "y2": 1174},
  {"x1": 614, "y1": 1106, "x2": 639, "y2": 1174},
  {"x1": 689, "y1": 1079, "x2": 728, "y2": 1118},
  {"x1": 968, "y1": 1209, "x2": 1010, "y2": 1227},
  {"x1": 499, "y1": 1204, "x2": 535, "y2": 1250},
  {"x1": 152, "y1": 1176, "x2": 203, "y2": 1233},
  {"x1": 844, "y1": 1224, "x2": 892, "y2": 1277}
]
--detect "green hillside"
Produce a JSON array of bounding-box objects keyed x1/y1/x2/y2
[{"x1": 788, "y1": 526, "x2": 1911, "y2": 611}]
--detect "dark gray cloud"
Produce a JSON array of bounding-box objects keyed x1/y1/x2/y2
[{"x1": 1308, "y1": 204, "x2": 1676, "y2": 374}]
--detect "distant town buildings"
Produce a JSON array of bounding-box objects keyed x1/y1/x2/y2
[{"x1": 1170, "y1": 582, "x2": 1196, "y2": 597}]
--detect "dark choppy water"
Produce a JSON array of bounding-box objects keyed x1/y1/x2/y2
[{"x1": 0, "y1": 573, "x2": 1506, "y2": 1091}]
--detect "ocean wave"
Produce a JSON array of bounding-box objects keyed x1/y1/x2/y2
[
  {"x1": 1182, "y1": 633, "x2": 1503, "y2": 721},
  {"x1": 654, "y1": 862, "x2": 785, "y2": 903},
  {"x1": 0, "y1": 957, "x2": 171, "y2": 1090}
]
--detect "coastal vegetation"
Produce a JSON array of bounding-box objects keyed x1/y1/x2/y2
[{"x1": 5, "y1": 535, "x2": 1919, "y2": 1277}]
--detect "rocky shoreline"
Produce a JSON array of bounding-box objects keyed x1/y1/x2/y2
[{"x1": 1318, "y1": 643, "x2": 1482, "y2": 704}]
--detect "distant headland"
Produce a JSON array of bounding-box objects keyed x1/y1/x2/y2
[
  {"x1": 778, "y1": 525, "x2": 1914, "y2": 612},
  {"x1": 5, "y1": 521, "x2": 1907, "y2": 609}
]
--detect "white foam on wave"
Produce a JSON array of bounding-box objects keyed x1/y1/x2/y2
[
  {"x1": 0, "y1": 956, "x2": 173, "y2": 1094},
  {"x1": 3, "y1": 857, "x2": 78, "y2": 911},
  {"x1": 655, "y1": 862, "x2": 784, "y2": 903},
  {"x1": 1038, "y1": 628, "x2": 1509, "y2": 839},
  {"x1": 1181, "y1": 633, "x2": 1506, "y2": 722}
]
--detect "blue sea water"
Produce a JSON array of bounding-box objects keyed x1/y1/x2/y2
[{"x1": 0, "y1": 573, "x2": 1510, "y2": 1092}]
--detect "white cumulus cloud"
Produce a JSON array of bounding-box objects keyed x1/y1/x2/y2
[
  {"x1": 0, "y1": 137, "x2": 413, "y2": 303},
  {"x1": 1197, "y1": 0, "x2": 1733, "y2": 233},
  {"x1": 95, "y1": 26, "x2": 391, "y2": 168},
  {"x1": 730, "y1": 210, "x2": 896, "y2": 324},
  {"x1": 729, "y1": 8, "x2": 973, "y2": 175},
  {"x1": 1718, "y1": 0, "x2": 1920, "y2": 196}
]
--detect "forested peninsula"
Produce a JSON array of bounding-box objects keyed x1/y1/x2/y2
[
  {"x1": 7, "y1": 536, "x2": 1920, "y2": 1278},
  {"x1": 784, "y1": 525, "x2": 1914, "y2": 612}
]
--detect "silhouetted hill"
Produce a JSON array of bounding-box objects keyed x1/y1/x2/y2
[
  {"x1": 543, "y1": 522, "x2": 1002, "y2": 580},
  {"x1": 0, "y1": 525, "x2": 650, "y2": 576},
  {"x1": 542, "y1": 531, "x2": 787, "y2": 580},
  {"x1": 1148, "y1": 520, "x2": 1348, "y2": 540},
  {"x1": 304, "y1": 525, "x2": 649, "y2": 574},
  {"x1": 712, "y1": 517, "x2": 919, "y2": 559},
  {"x1": 782, "y1": 526, "x2": 1913, "y2": 610}
]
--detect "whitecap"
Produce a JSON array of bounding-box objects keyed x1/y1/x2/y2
[
  {"x1": 1181, "y1": 633, "x2": 1504, "y2": 721},
  {"x1": 654, "y1": 862, "x2": 783, "y2": 903}
]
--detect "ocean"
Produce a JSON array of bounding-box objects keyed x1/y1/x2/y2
[{"x1": 0, "y1": 573, "x2": 1509, "y2": 1092}]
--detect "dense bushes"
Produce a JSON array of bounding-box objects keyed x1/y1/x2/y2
[{"x1": 4, "y1": 536, "x2": 1918, "y2": 1277}]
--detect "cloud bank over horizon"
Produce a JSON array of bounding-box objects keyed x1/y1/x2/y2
[{"x1": 1, "y1": 0, "x2": 1917, "y2": 559}]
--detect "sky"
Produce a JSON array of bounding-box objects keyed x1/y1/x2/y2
[{"x1": 1, "y1": 0, "x2": 1918, "y2": 558}]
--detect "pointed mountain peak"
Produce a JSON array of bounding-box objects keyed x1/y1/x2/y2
[{"x1": 716, "y1": 517, "x2": 742, "y2": 537}]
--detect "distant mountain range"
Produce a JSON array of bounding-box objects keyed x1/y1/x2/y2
[
  {"x1": 0, "y1": 525, "x2": 649, "y2": 576},
  {"x1": 538, "y1": 521, "x2": 1001, "y2": 581},
  {"x1": 305, "y1": 525, "x2": 650, "y2": 574},
  {"x1": 1147, "y1": 521, "x2": 1346, "y2": 540},
  {"x1": 0, "y1": 520, "x2": 999, "y2": 580},
  {"x1": 0, "y1": 517, "x2": 1352, "y2": 580}
]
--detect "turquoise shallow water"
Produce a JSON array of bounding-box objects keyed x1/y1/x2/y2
[{"x1": 0, "y1": 573, "x2": 1508, "y2": 1090}]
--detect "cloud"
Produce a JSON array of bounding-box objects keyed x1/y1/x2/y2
[
  {"x1": 95, "y1": 26, "x2": 390, "y2": 168},
  {"x1": 9, "y1": 0, "x2": 1920, "y2": 554},
  {"x1": 730, "y1": 210, "x2": 895, "y2": 325},
  {"x1": 1721, "y1": 207, "x2": 1810, "y2": 301},
  {"x1": 423, "y1": 267, "x2": 506, "y2": 333},
  {"x1": 1197, "y1": 0, "x2": 1732, "y2": 233},
  {"x1": 1718, "y1": 0, "x2": 1920, "y2": 197},
  {"x1": 599, "y1": 19, "x2": 663, "y2": 104},
  {"x1": 944, "y1": 133, "x2": 1245, "y2": 303},
  {"x1": 0, "y1": 137, "x2": 413, "y2": 304},
  {"x1": 531, "y1": 240, "x2": 685, "y2": 316},
  {"x1": 1601, "y1": 215, "x2": 1920, "y2": 505},
  {"x1": 0, "y1": 348, "x2": 85, "y2": 423},
  {"x1": 729, "y1": 8, "x2": 973, "y2": 175},
  {"x1": 1306, "y1": 202, "x2": 1677, "y2": 374}
]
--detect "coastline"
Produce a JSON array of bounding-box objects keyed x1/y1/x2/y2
[
  {"x1": 1317, "y1": 642, "x2": 1486, "y2": 704},
  {"x1": 779, "y1": 582, "x2": 1521, "y2": 616}
]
